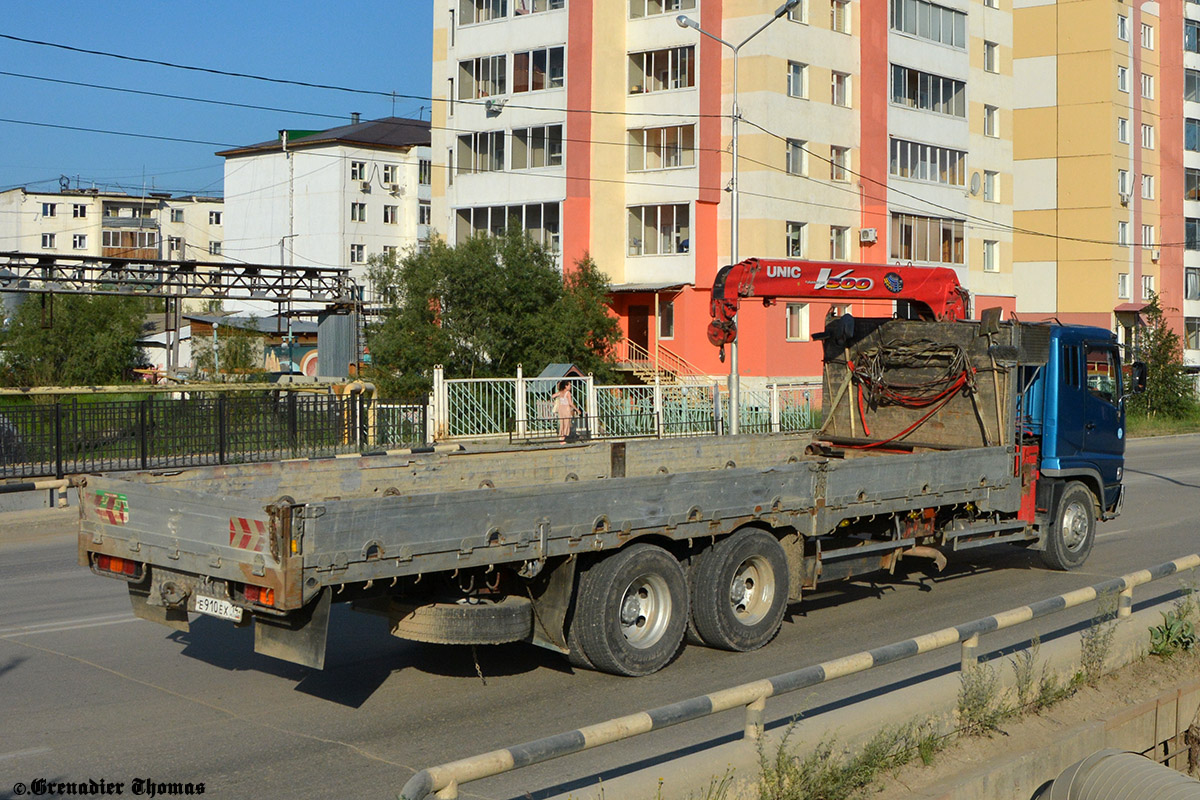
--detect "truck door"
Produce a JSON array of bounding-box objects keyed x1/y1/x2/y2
[{"x1": 1082, "y1": 343, "x2": 1124, "y2": 506}]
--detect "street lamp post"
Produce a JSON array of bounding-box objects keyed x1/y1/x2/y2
[{"x1": 678, "y1": 0, "x2": 798, "y2": 435}]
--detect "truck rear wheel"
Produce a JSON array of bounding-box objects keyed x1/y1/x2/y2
[
  {"x1": 573, "y1": 543, "x2": 688, "y2": 676},
  {"x1": 1040, "y1": 481, "x2": 1096, "y2": 570},
  {"x1": 691, "y1": 529, "x2": 788, "y2": 652}
]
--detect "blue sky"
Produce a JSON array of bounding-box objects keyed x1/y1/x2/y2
[{"x1": 0, "y1": 2, "x2": 434, "y2": 196}]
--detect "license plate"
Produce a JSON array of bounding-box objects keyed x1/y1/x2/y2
[{"x1": 192, "y1": 594, "x2": 243, "y2": 622}]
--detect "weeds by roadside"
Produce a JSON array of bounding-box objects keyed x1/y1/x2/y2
[{"x1": 1080, "y1": 595, "x2": 1118, "y2": 685}]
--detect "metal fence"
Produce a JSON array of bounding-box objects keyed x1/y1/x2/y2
[
  {"x1": 399, "y1": 554, "x2": 1200, "y2": 800},
  {"x1": 0, "y1": 392, "x2": 427, "y2": 480}
]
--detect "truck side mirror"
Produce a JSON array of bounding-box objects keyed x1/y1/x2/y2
[{"x1": 1130, "y1": 361, "x2": 1148, "y2": 394}]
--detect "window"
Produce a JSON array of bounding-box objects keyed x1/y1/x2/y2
[
  {"x1": 979, "y1": 169, "x2": 997, "y2": 201},
  {"x1": 1188, "y1": 168, "x2": 1200, "y2": 202},
  {"x1": 1142, "y1": 123, "x2": 1155, "y2": 150},
  {"x1": 787, "y1": 139, "x2": 808, "y2": 176},
  {"x1": 383, "y1": 164, "x2": 398, "y2": 184},
  {"x1": 419, "y1": 159, "x2": 432, "y2": 185},
  {"x1": 627, "y1": 125, "x2": 693, "y2": 171},
  {"x1": 1187, "y1": 319, "x2": 1200, "y2": 351},
  {"x1": 889, "y1": 0, "x2": 967, "y2": 48},
  {"x1": 72, "y1": 204, "x2": 86, "y2": 218},
  {"x1": 891, "y1": 65, "x2": 966, "y2": 118},
  {"x1": 831, "y1": 0, "x2": 850, "y2": 33},
  {"x1": 513, "y1": 46, "x2": 565, "y2": 92},
  {"x1": 786, "y1": 303, "x2": 809, "y2": 341},
  {"x1": 1189, "y1": 218, "x2": 1200, "y2": 251},
  {"x1": 983, "y1": 240, "x2": 998, "y2": 273},
  {"x1": 350, "y1": 161, "x2": 366, "y2": 180},
  {"x1": 984, "y1": 0, "x2": 997, "y2": 8},
  {"x1": 1189, "y1": 70, "x2": 1200, "y2": 102},
  {"x1": 383, "y1": 205, "x2": 399, "y2": 224},
  {"x1": 1142, "y1": 224, "x2": 1155, "y2": 249},
  {"x1": 1117, "y1": 14, "x2": 1129, "y2": 41},
  {"x1": 788, "y1": 61, "x2": 808, "y2": 98},
  {"x1": 351, "y1": 202, "x2": 367, "y2": 222},
  {"x1": 1188, "y1": 20, "x2": 1200, "y2": 54},
  {"x1": 1117, "y1": 65, "x2": 1128, "y2": 93},
  {"x1": 1118, "y1": 117, "x2": 1129, "y2": 143},
  {"x1": 1118, "y1": 169, "x2": 1130, "y2": 197},
  {"x1": 515, "y1": 0, "x2": 566, "y2": 14},
  {"x1": 514, "y1": 124, "x2": 565, "y2": 168},
  {"x1": 831, "y1": 71, "x2": 850, "y2": 106},
  {"x1": 1187, "y1": 268, "x2": 1200, "y2": 300},
  {"x1": 786, "y1": 221, "x2": 807, "y2": 257},
  {"x1": 102, "y1": 231, "x2": 156, "y2": 251},
  {"x1": 447, "y1": 149, "x2": 454, "y2": 186},
  {"x1": 1118, "y1": 273, "x2": 1131, "y2": 299},
  {"x1": 984, "y1": 105, "x2": 999, "y2": 137},
  {"x1": 889, "y1": 138, "x2": 966, "y2": 186},
  {"x1": 457, "y1": 130, "x2": 506, "y2": 173},
  {"x1": 984, "y1": 41, "x2": 998, "y2": 73},
  {"x1": 1141, "y1": 72, "x2": 1154, "y2": 100},
  {"x1": 209, "y1": 241, "x2": 222, "y2": 255},
  {"x1": 383, "y1": 245, "x2": 398, "y2": 261},
  {"x1": 41, "y1": 233, "x2": 55, "y2": 248},
  {"x1": 830, "y1": 226, "x2": 850, "y2": 260},
  {"x1": 41, "y1": 203, "x2": 56, "y2": 217},
  {"x1": 459, "y1": 54, "x2": 507, "y2": 98},
  {"x1": 456, "y1": 202, "x2": 560, "y2": 251},
  {"x1": 1187, "y1": 119, "x2": 1200, "y2": 152},
  {"x1": 630, "y1": 0, "x2": 694, "y2": 18},
  {"x1": 171, "y1": 208, "x2": 183, "y2": 222},
  {"x1": 1085, "y1": 346, "x2": 1118, "y2": 403},
  {"x1": 890, "y1": 212, "x2": 965, "y2": 264},
  {"x1": 629, "y1": 46, "x2": 695, "y2": 94},
  {"x1": 209, "y1": 211, "x2": 222, "y2": 225},
  {"x1": 1142, "y1": 274, "x2": 1155, "y2": 300},
  {"x1": 627, "y1": 204, "x2": 690, "y2": 255},
  {"x1": 1118, "y1": 220, "x2": 1129, "y2": 245},
  {"x1": 1142, "y1": 174, "x2": 1154, "y2": 200},
  {"x1": 72, "y1": 234, "x2": 87, "y2": 250},
  {"x1": 658, "y1": 300, "x2": 674, "y2": 339},
  {"x1": 1141, "y1": 22, "x2": 1154, "y2": 50},
  {"x1": 460, "y1": 0, "x2": 507, "y2": 24},
  {"x1": 788, "y1": 0, "x2": 808, "y2": 23},
  {"x1": 419, "y1": 201, "x2": 432, "y2": 226},
  {"x1": 350, "y1": 244, "x2": 365, "y2": 263},
  {"x1": 168, "y1": 236, "x2": 182, "y2": 253},
  {"x1": 830, "y1": 146, "x2": 850, "y2": 181}
]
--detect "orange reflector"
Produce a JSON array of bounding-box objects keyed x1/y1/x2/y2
[
  {"x1": 95, "y1": 554, "x2": 139, "y2": 577},
  {"x1": 244, "y1": 585, "x2": 275, "y2": 607}
]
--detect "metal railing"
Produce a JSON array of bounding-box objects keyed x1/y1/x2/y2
[
  {"x1": 619, "y1": 338, "x2": 710, "y2": 383},
  {"x1": 0, "y1": 391, "x2": 427, "y2": 479},
  {"x1": 398, "y1": 554, "x2": 1200, "y2": 800}
]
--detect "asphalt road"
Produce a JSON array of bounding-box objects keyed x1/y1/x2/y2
[{"x1": 1, "y1": 435, "x2": 1199, "y2": 800}]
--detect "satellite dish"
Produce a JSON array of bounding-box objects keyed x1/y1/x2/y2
[{"x1": 969, "y1": 172, "x2": 981, "y2": 196}]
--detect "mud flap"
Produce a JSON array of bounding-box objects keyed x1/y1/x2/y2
[
  {"x1": 129, "y1": 587, "x2": 190, "y2": 633},
  {"x1": 254, "y1": 587, "x2": 331, "y2": 669}
]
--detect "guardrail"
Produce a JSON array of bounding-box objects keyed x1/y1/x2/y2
[{"x1": 398, "y1": 554, "x2": 1200, "y2": 800}]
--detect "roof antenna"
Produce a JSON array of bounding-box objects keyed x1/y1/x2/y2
[{"x1": 351, "y1": 112, "x2": 361, "y2": 125}]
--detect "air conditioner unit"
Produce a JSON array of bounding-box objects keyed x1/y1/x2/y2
[
  {"x1": 387, "y1": 183, "x2": 402, "y2": 195},
  {"x1": 859, "y1": 227, "x2": 878, "y2": 244},
  {"x1": 1152, "y1": 249, "x2": 1161, "y2": 262},
  {"x1": 360, "y1": 181, "x2": 372, "y2": 193},
  {"x1": 1119, "y1": 191, "x2": 1131, "y2": 206}
]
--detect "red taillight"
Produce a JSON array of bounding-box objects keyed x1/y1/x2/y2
[
  {"x1": 95, "y1": 554, "x2": 139, "y2": 577},
  {"x1": 244, "y1": 585, "x2": 275, "y2": 607}
]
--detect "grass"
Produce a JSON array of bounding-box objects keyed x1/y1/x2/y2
[{"x1": 1127, "y1": 408, "x2": 1200, "y2": 437}]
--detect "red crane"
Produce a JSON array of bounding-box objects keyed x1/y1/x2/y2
[{"x1": 707, "y1": 258, "x2": 970, "y2": 349}]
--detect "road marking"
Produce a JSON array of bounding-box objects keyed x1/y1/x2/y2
[
  {"x1": 0, "y1": 613, "x2": 137, "y2": 637},
  {"x1": 1097, "y1": 530, "x2": 1129, "y2": 540},
  {"x1": 0, "y1": 747, "x2": 52, "y2": 762}
]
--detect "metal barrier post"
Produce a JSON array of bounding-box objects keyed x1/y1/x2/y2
[
  {"x1": 1119, "y1": 586, "x2": 1133, "y2": 619},
  {"x1": 960, "y1": 632, "x2": 980, "y2": 671},
  {"x1": 744, "y1": 695, "x2": 766, "y2": 741},
  {"x1": 654, "y1": 377, "x2": 663, "y2": 438},
  {"x1": 139, "y1": 396, "x2": 149, "y2": 470},
  {"x1": 770, "y1": 384, "x2": 781, "y2": 433},
  {"x1": 515, "y1": 365, "x2": 527, "y2": 439}
]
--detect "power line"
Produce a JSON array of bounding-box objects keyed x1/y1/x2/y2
[{"x1": 0, "y1": 117, "x2": 237, "y2": 148}]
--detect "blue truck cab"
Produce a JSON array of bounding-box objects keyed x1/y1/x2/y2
[{"x1": 1022, "y1": 324, "x2": 1128, "y2": 520}]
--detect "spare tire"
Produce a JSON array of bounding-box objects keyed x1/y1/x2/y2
[{"x1": 388, "y1": 596, "x2": 533, "y2": 645}]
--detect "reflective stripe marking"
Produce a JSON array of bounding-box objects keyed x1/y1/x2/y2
[{"x1": 821, "y1": 651, "x2": 875, "y2": 680}]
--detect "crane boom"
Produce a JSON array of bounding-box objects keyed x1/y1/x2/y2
[{"x1": 707, "y1": 258, "x2": 970, "y2": 347}]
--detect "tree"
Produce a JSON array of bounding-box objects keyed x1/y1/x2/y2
[
  {"x1": 366, "y1": 230, "x2": 622, "y2": 396},
  {"x1": 1128, "y1": 294, "x2": 1196, "y2": 418},
  {"x1": 192, "y1": 320, "x2": 262, "y2": 375},
  {"x1": 0, "y1": 294, "x2": 147, "y2": 386}
]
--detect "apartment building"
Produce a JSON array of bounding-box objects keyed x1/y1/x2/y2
[
  {"x1": 0, "y1": 188, "x2": 225, "y2": 263},
  {"x1": 1013, "y1": 0, "x2": 1189, "y2": 363},
  {"x1": 217, "y1": 116, "x2": 433, "y2": 301},
  {"x1": 432, "y1": 0, "x2": 1015, "y2": 380}
]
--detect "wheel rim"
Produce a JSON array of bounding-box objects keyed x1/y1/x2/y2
[
  {"x1": 618, "y1": 572, "x2": 672, "y2": 649},
  {"x1": 728, "y1": 555, "x2": 775, "y2": 626},
  {"x1": 1061, "y1": 501, "x2": 1090, "y2": 551}
]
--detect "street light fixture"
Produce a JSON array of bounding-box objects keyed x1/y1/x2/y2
[{"x1": 678, "y1": 0, "x2": 799, "y2": 435}]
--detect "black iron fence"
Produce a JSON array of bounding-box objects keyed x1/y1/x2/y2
[{"x1": 0, "y1": 393, "x2": 427, "y2": 480}]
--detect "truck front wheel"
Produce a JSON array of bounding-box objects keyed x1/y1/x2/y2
[
  {"x1": 1040, "y1": 481, "x2": 1096, "y2": 570},
  {"x1": 691, "y1": 529, "x2": 788, "y2": 652},
  {"x1": 573, "y1": 543, "x2": 688, "y2": 676}
]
